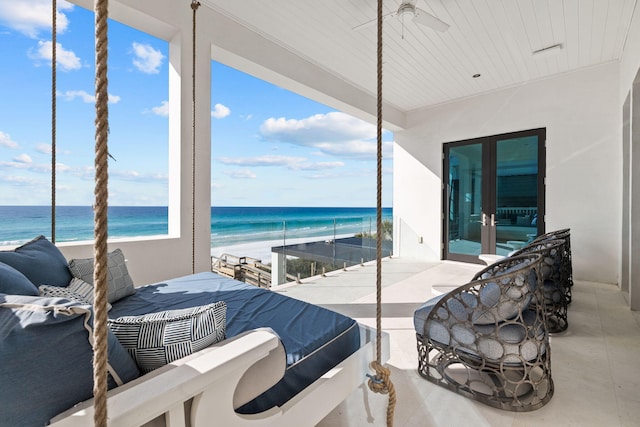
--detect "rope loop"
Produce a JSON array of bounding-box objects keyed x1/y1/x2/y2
[
  {"x1": 368, "y1": 361, "x2": 396, "y2": 426},
  {"x1": 368, "y1": 361, "x2": 391, "y2": 394}
]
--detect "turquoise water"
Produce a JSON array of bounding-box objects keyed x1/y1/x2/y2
[{"x1": 0, "y1": 206, "x2": 392, "y2": 248}]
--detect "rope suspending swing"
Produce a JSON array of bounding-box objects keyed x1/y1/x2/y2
[
  {"x1": 367, "y1": 0, "x2": 396, "y2": 426},
  {"x1": 92, "y1": 0, "x2": 111, "y2": 425},
  {"x1": 51, "y1": 0, "x2": 57, "y2": 243},
  {"x1": 191, "y1": 0, "x2": 200, "y2": 274}
]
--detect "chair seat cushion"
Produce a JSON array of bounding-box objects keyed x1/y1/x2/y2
[
  {"x1": 414, "y1": 280, "x2": 527, "y2": 334},
  {"x1": 544, "y1": 280, "x2": 564, "y2": 304},
  {"x1": 424, "y1": 309, "x2": 545, "y2": 364}
]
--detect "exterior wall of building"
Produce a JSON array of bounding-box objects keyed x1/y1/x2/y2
[{"x1": 394, "y1": 62, "x2": 621, "y2": 284}]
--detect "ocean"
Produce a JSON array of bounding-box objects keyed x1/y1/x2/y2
[{"x1": 0, "y1": 206, "x2": 393, "y2": 255}]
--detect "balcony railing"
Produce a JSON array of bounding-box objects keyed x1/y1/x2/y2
[{"x1": 211, "y1": 215, "x2": 393, "y2": 286}]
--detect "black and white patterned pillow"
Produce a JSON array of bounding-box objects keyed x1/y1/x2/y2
[
  {"x1": 68, "y1": 248, "x2": 135, "y2": 304},
  {"x1": 107, "y1": 302, "x2": 227, "y2": 373},
  {"x1": 39, "y1": 278, "x2": 112, "y2": 310}
]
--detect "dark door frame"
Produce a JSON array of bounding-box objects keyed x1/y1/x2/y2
[{"x1": 442, "y1": 128, "x2": 546, "y2": 263}]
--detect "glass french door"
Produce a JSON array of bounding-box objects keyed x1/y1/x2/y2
[{"x1": 442, "y1": 129, "x2": 546, "y2": 263}]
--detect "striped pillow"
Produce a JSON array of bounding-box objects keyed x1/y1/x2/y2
[
  {"x1": 107, "y1": 302, "x2": 227, "y2": 373},
  {"x1": 39, "y1": 278, "x2": 112, "y2": 310}
]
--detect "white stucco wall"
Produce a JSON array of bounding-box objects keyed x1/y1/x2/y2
[
  {"x1": 620, "y1": 4, "x2": 640, "y2": 98},
  {"x1": 394, "y1": 62, "x2": 621, "y2": 284},
  {"x1": 619, "y1": 4, "x2": 640, "y2": 309}
]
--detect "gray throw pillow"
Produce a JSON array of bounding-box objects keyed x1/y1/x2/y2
[
  {"x1": 0, "y1": 261, "x2": 39, "y2": 296},
  {"x1": 0, "y1": 235, "x2": 72, "y2": 288},
  {"x1": 108, "y1": 301, "x2": 227, "y2": 373},
  {"x1": 68, "y1": 248, "x2": 135, "y2": 304}
]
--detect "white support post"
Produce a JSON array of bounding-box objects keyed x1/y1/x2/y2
[{"x1": 271, "y1": 251, "x2": 286, "y2": 286}]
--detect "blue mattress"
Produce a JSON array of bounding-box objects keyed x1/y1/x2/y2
[{"x1": 108, "y1": 272, "x2": 361, "y2": 414}]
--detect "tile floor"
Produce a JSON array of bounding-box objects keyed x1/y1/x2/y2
[{"x1": 274, "y1": 257, "x2": 640, "y2": 427}]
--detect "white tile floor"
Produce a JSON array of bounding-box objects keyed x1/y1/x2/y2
[{"x1": 274, "y1": 257, "x2": 640, "y2": 427}]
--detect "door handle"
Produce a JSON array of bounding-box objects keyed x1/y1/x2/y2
[
  {"x1": 491, "y1": 213, "x2": 496, "y2": 227},
  {"x1": 475, "y1": 213, "x2": 489, "y2": 226}
]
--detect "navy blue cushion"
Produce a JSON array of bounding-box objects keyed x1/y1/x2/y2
[
  {"x1": 0, "y1": 235, "x2": 72, "y2": 288},
  {"x1": 0, "y1": 294, "x2": 140, "y2": 427},
  {"x1": 0, "y1": 262, "x2": 38, "y2": 296}
]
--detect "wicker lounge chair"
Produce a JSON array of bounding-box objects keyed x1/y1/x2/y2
[
  {"x1": 414, "y1": 253, "x2": 553, "y2": 411},
  {"x1": 532, "y1": 228, "x2": 573, "y2": 304},
  {"x1": 510, "y1": 239, "x2": 568, "y2": 332}
]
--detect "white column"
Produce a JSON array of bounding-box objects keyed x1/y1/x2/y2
[{"x1": 271, "y1": 252, "x2": 286, "y2": 287}]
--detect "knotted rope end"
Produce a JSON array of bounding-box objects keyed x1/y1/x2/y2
[{"x1": 367, "y1": 360, "x2": 392, "y2": 395}]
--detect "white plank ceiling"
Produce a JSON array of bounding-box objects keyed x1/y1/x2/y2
[{"x1": 204, "y1": 0, "x2": 637, "y2": 113}]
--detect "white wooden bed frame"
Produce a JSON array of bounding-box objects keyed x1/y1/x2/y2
[{"x1": 50, "y1": 323, "x2": 389, "y2": 426}]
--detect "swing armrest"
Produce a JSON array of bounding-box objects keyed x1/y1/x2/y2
[
  {"x1": 49, "y1": 328, "x2": 287, "y2": 427},
  {"x1": 50, "y1": 323, "x2": 389, "y2": 427}
]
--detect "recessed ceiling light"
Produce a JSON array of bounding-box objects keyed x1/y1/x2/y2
[{"x1": 472, "y1": 74, "x2": 481, "y2": 78}]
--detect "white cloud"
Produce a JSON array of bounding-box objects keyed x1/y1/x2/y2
[
  {"x1": 225, "y1": 169, "x2": 257, "y2": 179},
  {"x1": 260, "y1": 112, "x2": 376, "y2": 144},
  {"x1": 0, "y1": 131, "x2": 18, "y2": 149},
  {"x1": 60, "y1": 90, "x2": 93, "y2": 103},
  {"x1": 211, "y1": 103, "x2": 231, "y2": 119},
  {"x1": 0, "y1": 158, "x2": 75, "y2": 175},
  {"x1": 297, "y1": 161, "x2": 344, "y2": 171},
  {"x1": 0, "y1": 174, "x2": 42, "y2": 186},
  {"x1": 60, "y1": 90, "x2": 121, "y2": 104},
  {"x1": 0, "y1": 159, "x2": 49, "y2": 173},
  {"x1": 36, "y1": 143, "x2": 52, "y2": 154},
  {"x1": 218, "y1": 155, "x2": 305, "y2": 168},
  {"x1": 110, "y1": 169, "x2": 167, "y2": 183},
  {"x1": 0, "y1": 0, "x2": 73, "y2": 38},
  {"x1": 14, "y1": 154, "x2": 32, "y2": 164},
  {"x1": 218, "y1": 155, "x2": 344, "y2": 172},
  {"x1": 259, "y1": 111, "x2": 392, "y2": 159},
  {"x1": 131, "y1": 42, "x2": 164, "y2": 74},
  {"x1": 151, "y1": 101, "x2": 169, "y2": 117},
  {"x1": 315, "y1": 140, "x2": 394, "y2": 158},
  {"x1": 29, "y1": 41, "x2": 81, "y2": 71}
]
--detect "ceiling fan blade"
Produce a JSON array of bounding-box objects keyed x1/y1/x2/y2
[
  {"x1": 413, "y1": 7, "x2": 449, "y2": 32},
  {"x1": 352, "y1": 11, "x2": 397, "y2": 31}
]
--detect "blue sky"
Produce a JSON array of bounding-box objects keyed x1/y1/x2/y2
[{"x1": 0, "y1": 0, "x2": 393, "y2": 207}]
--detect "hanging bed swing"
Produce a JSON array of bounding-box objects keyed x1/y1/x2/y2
[{"x1": 0, "y1": 1, "x2": 396, "y2": 426}]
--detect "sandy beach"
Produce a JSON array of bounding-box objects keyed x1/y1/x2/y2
[{"x1": 211, "y1": 234, "x2": 354, "y2": 263}]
